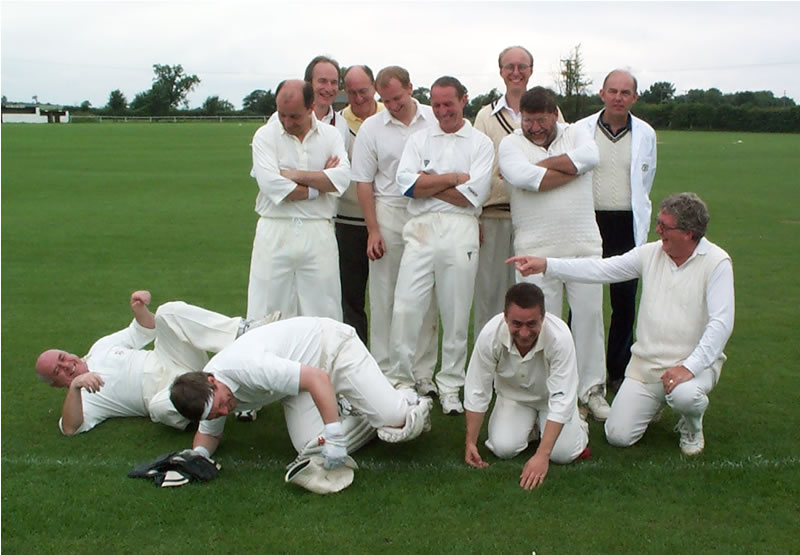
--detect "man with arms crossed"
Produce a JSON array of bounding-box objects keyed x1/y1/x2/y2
[
  {"x1": 351, "y1": 66, "x2": 439, "y2": 396},
  {"x1": 577, "y1": 69, "x2": 658, "y2": 393},
  {"x1": 336, "y1": 64, "x2": 383, "y2": 343},
  {"x1": 464, "y1": 283, "x2": 589, "y2": 489},
  {"x1": 472, "y1": 45, "x2": 564, "y2": 335},
  {"x1": 35, "y1": 290, "x2": 266, "y2": 435},
  {"x1": 499, "y1": 86, "x2": 610, "y2": 421},
  {"x1": 169, "y1": 317, "x2": 433, "y2": 473},
  {"x1": 389, "y1": 76, "x2": 494, "y2": 414},
  {"x1": 246, "y1": 79, "x2": 349, "y2": 322},
  {"x1": 509, "y1": 193, "x2": 734, "y2": 455}
]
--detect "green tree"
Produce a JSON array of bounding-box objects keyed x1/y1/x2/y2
[
  {"x1": 80, "y1": 100, "x2": 92, "y2": 111},
  {"x1": 412, "y1": 87, "x2": 430, "y2": 105},
  {"x1": 106, "y1": 89, "x2": 127, "y2": 114},
  {"x1": 242, "y1": 89, "x2": 276, "y2": 115},
  {"x1": 131, "y1": 64, "x2": 200, "y2": 115},
  {"x1": 465, "y1": 88, "x2": 501, "y2": 121},
  {"x1": 202, "y1": 95, "x2": 235, "y2": 115},
  {"x1": 558, "y1": 44, "x2": 592, "y2": 97},
  {"x1": 640, "y1": 81, "x2": 676, "y2": 104}
]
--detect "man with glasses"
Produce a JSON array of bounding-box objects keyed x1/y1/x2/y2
[
  {"x1": 577, "y1": 69, "x2": 658, "y2": 394},
  {"x1": 499, "y1": 86, "x2": 610, "y2": 422},
  {"x1": 508, "y1": 193, "x2": 734, "y2": 456},
  {"x1": 472, "y1": 46, "x2": 564, "y2": 336},
  {"x1": 336, "y1": 65, "x2": 384, "y2": 343}
]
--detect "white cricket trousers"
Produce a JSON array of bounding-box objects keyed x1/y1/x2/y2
[
  {"x1": 485, "y1": 395, "x2": 589, "y2": 464},
  {"x1": 605, "y1": 368, "x2": 718, "y2": 447},
  {"x1": 281, "y1": 320, "x2": 418, "y2": 453},
  {"x1": 518, "y1": 260, "x2": 606, "y2": 403},
  {"x1": 389, "y1": 212, "x2": 480, "y2": 396},
  {"x1": 145, "y1": 301, "x2": 241, "y2": 429},
  {"x1": 473, "y1": 216, "x2": 515, "y2": 336},
  {"x1": 368, "y1": 201, "x2": 439, "y2": 379},
  {"x1": 246, "y1": 217, "x2": 343, "y2": 321}
]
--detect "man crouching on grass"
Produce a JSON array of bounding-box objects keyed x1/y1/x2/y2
[
  {"x1": 169, "y1": 316, "x2": 433, "y2": 474},
  {"x1": 508, "y1": 193, "x2": 734, "y2": 456},
  {"x1": 464, "y1": 283, "x2": 589, "y2": 490}
]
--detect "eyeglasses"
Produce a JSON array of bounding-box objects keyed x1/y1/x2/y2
[
  {"x1": 502, "y1": 63, "x2": 531, "y2": 73},
  {"x1": 655, "y1": 219, "x2": 681, "y2": 232}
]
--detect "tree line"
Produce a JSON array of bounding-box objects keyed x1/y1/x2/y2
[{"x1": 65, "y1": 60, "x2": 799, "y2": 133}]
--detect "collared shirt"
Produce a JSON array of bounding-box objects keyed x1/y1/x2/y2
[
  {"x1": 597, "y1": 109, "x2": 633, "y2": 142},
  {"x1": 350, "y1": 99, "x2": 436, "y2": 207},
  {"x1": 464, "y1": 312, "x2": 579, "y2": 424},
  {"x1": 60, "y1": 320, "x2": 156, "y2": 434},
  {"x1": 499, "y1": 122, "x2": 599, "y2": 193},
  {"x1": 491, "y1": 94, "x2": 522, "y2": 124},
  {"x1": 198, "y1": 317, "x2": 340, "y2": 437},
  {"x1": 396, "y1": 119, "x2": 494, "y2": 217},
  {"x1": 250, "y1": 114, "x2": 350, "y2": 219},
  {"x1": 546, "y1": 237, "x2": 735, "y2": 376}
]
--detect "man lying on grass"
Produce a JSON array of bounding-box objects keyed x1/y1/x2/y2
[
  {"x1": 169, "y1": 316, "x2": 433, "y2": 478},
  {"x1": 464, "y1": 283, "x2": 589, "y2": 490},
  {"x1": 508, "y1": 192, "x2": 734, "y2": 456},
  {"x1": 34, "y1": 290, "x2": 276, "y2": 435}
]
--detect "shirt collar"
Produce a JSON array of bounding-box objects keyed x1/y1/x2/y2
[
  {"x1": 598, "y1": 109, "x2": 632, "y2": 136},
  {"x1": 382, "y1": 98, "x2": 428, "y2": 126},
  {"x1": 432, "y1": 118, "x2": 473, "y2": 137}
]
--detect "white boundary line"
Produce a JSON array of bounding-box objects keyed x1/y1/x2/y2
[{"x1": 4, "y1": 454, "x2": 799, "y2": 472}]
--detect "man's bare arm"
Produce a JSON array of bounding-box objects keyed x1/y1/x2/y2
[
  {"x1": 60, "y1": 373, "x2": 105, "y2": 435},
  {"x1": 433, "y1": 188, "x2": 471, "y2": 207}
]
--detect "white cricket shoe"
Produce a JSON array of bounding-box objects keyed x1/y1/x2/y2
[
  {"x1": 440, "y1": 393, "x2": 464, "y2": 415},
  {"x1": 675, "y1": 416, "x2": 705, "y2": 456},
  {"x1": 415, "y1": 378, "x2": 438, "y2": 398},
  {"x1": 586, "y1": 390, "x2": 611, "y2": 422},
  {"x1": 236, "y1": 311, "x2": 282, "y2": 339}
]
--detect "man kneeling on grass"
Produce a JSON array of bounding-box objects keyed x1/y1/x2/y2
[
  {"x1": 464, "y1": 283, "x2": 589, "y2": 490},
  {"x1": 169, "y1": 316, "x2": 433, "y2": 475},
  {"x1": 508, "y1": 193, "x2": 734, "y2": 456},
  {"x1": 35, "y1": 290, "x2": 272, "y2": 435}
]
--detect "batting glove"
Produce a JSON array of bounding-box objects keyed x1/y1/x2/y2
[{"x1": 321, "y1": 422, "x2": 348, "y2": 470}]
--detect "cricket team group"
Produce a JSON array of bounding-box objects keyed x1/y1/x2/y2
[{"x1": 35, "y1": 46, "x2": 735, "y2": 492}]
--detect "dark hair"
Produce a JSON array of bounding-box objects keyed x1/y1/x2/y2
[
  {"x1": 659, "y1": 193, "x2": 710, "y2": 241},
  {"x1": 170, "y1": 372, "x2": 214, "y2": 422},
  {"x1": 344, "y1": 64, "x2": 375, "y2": 84},
  {"x1": 276, "y1": 80, "x2": 314, "y2": 109},
  {"x1": 520, "y1": 86, "x2": 559, "y2": 115},
  {"x1": 376, "y1": 66, "x2": 411, "y2": 89},
  {"x1": 504, "y1": 282, "x2": 546, "y2": 314},
  {"x1": 304, "y1": 55, "x2": 341, "y2": 84},
  {"x1": 431, "y1": 76, "x2": 467, "y2": 100}
]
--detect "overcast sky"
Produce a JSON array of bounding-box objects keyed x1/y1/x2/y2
[{"x1": 2, "y1": 1, "x2": 799, "y2": 109}]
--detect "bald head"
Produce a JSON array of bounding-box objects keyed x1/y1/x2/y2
[
  {"x1": 277, "y1": 79, "x2": 314, "y2": 109},
  {"x1": 344, "y1": 65, "x2": 378, "y2": 120},
  {"x1": 602, "y1": 69, "x2": 637, "y2": 93},
  {"x1": 276, "y1": 79, "x2": 314, "y2": 138},
  {"x1": 599, "y1": 69, "x2": 639, "y2": 123}
]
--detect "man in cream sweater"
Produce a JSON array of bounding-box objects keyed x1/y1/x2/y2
[
  {"x1": 509, "y1": 193, "x2": 734, "y2": 456},
  {"x1": 499, "y1": 86, "x2": 610, "y2": 421}
]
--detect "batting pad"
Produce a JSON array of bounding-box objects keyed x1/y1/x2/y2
[{"x1": 284, "y1": 455, "x2": 358, "y2": 494}]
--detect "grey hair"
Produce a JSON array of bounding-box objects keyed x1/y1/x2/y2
[{"x1": 659, "y1": 193, "x2": 710, "y2": 241}]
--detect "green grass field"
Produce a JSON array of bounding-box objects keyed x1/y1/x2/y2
[{"x1": 2, "y1": 123, "x2": 799, "y2": 553}]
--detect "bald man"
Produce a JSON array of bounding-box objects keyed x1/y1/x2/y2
[
  {"x1": 337, "y1": 65, "x2": 384, "y2": 343},
  {"x1": 247, "y1": 79, "x2": 350, "y2": 322},
  {"x1": 577, "y1": 69, "x2": 657, "y2": 393}
]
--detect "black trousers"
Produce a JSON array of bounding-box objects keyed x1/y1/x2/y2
[
  {"x1": 595, "y1": 210, "x2": 638, "y2": 385},
  {"x1": 335, "y1": 222, "x2": 369, "y2": 344}
]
